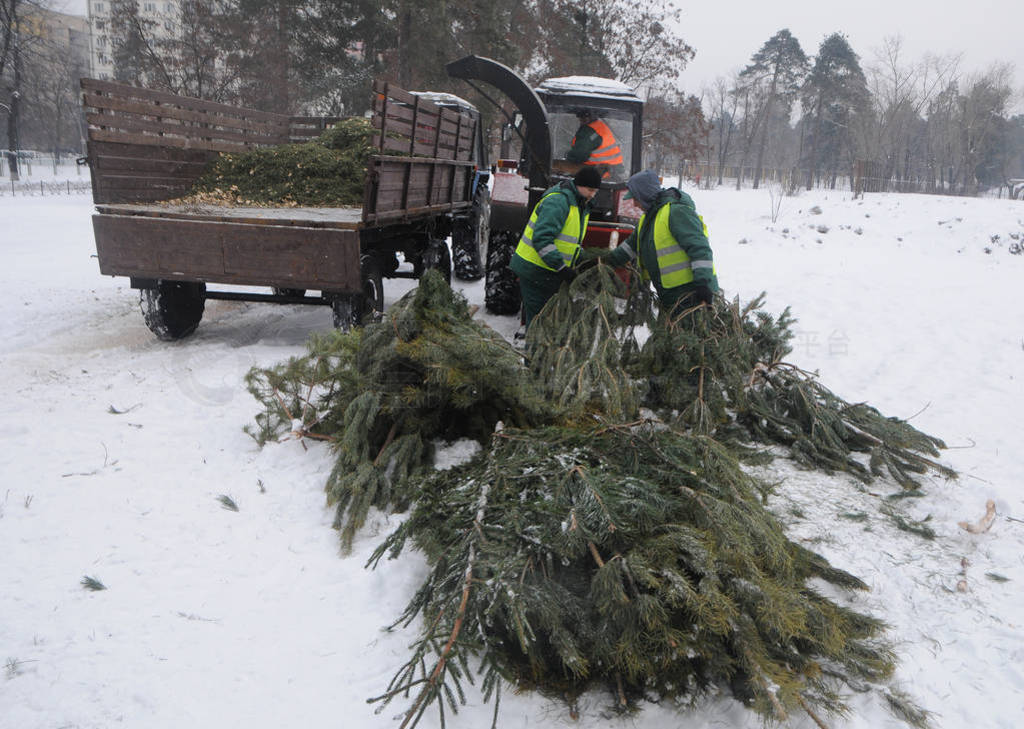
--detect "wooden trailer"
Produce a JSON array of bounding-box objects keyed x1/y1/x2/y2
[{"x1": 81, "y1": 78, "x2": 480, "y2": 339}]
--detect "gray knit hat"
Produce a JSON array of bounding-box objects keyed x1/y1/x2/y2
[{"x1": 624, "y1": 169, "x2": 661, "y2": 209}]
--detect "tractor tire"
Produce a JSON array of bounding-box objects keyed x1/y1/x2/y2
[
  {"x1": 452, "y1": 186, "x2": 490, "y2": 281},
  {"x1": 483, "y1": 229, "x2": 521, "y2": 315},
  {"x1": 418, "y1": 237, "x2": 452, "y2": 286},
  {"x1": 140, "y1": 280, "x2": 206, "y2": 341}
]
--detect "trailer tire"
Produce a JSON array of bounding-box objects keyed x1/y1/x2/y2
[
  {"x1": 452, "y1": 187, "x2": 489, "y2": 281},
  {"x1": 483, "y1": 229, "x2": 521, "y2": 315},
  {"x1": 331, "y1": 256, "x2": 384, "y2": 331},
  {"x1": 419, "y1": 238, "x2": 452, "y2": 285},
  {"x1": 359, "y1": 255, "x2": 384, "y2": 320},
  {"x1": 140, "y1": 280, "x2": 205, "y2": 341}
]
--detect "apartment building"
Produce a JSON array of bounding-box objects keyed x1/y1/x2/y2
[{"x1": 87, "y1": 0, "x2": 180, "y2": 80}]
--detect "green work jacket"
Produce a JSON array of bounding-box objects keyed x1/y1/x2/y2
[{"x1": 607, "y1": 188, "x2": 718, "y2": 309}]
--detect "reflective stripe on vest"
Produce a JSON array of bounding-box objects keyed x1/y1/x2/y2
[
  {"x1": 637, "y1": 205, "x2": 714, "y2": 289},
  {"x1": 515, "y1": 190, "x2": 589, "y2": 271},
  {"x1": 576, "y1": 119, "x2": 623, "y2": 167}
]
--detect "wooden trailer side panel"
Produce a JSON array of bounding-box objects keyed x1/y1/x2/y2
[
  {"x1": 93, "y1": 214, "x2": 361, "y2": 292},
  {"x1": 363, "y1": 81, "x2": 478, "y2": 224}
]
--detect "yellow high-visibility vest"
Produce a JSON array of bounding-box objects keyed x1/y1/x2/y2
[
  {"x1": 515, "y1": 190, "x2": 589, "y2": 271},
  {"x1": 637, "y1": 205, "x2": 714, "y2": 288}
]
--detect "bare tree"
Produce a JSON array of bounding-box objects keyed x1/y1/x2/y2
[
  {"x1": 854, "y1": 36, "x2": 960, "y2": 187},
  {"x1": 952, "y1": 63, "x2": 1015, "y2": 193},
  {"x1": 704, "y1": 75, "x2": 739, "y2": 186},
  {"x1": 643, "y1": 84, "x2": 708, "y2": 177}
]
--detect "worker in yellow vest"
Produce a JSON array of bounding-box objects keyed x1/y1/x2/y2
[
  {"x1": 603, "y1": 169, "x2": 718, "y2": 312},
  {"x1": 510, "y1": 166, "x2": 602, "y2": 328},
  {"x1": 567, "y1": 110, "x2": 624, "y2": 179}
]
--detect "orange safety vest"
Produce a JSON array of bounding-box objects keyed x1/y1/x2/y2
[{"x1": 576, "y1": 119, "x2": 624, "y2": 168}]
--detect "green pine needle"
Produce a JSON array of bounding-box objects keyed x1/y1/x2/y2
[{"x1": 81, "y1": 575, "x2": 106, "y2": 591}]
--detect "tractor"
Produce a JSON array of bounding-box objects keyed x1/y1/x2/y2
[{"x1": 446, "y1": 55, "x2": 645, "y2": 314}]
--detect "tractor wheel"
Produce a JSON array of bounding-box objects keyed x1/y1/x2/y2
[
  {"x1": 140, "y1": 280, "x2": 206, "y2": 341},
  {"x1": 483, "y1": 229, "x2": 521, "y2": 315},
  {"x1": 452, "y1": 186, "x2": 489, "y2": 281},
  {"x1": 419, "y1": 237, "x2": 452, "y2": 286}
]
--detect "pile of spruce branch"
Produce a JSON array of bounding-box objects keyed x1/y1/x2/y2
[
  {"x1": 180, "y1": 117, "x2": 375, "y2": 207},
  {"x1": 528, "y1": 263, "x2": 955, "y2": 492},
  {"x1": 247, "y1": 267, "x2": 946, "y2": 728}
]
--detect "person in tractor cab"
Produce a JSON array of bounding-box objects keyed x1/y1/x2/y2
[
  {"x1": 511, "y1": 166, "x2": 602, "y2": 329},
  {"x1": 566, "y1": 109, "x2": 623, "y2": 179},
  {"x1": 601, "y1": 169, "x2": 719, "y2": 313}
]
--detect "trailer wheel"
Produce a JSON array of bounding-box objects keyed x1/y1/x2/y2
[
  {"x1": 359, "y1": 255, "x2": 384, "y2": 320},
  {"x1": 331, "y1": 256, "x2": 384, "y2": 331},
  {"x1": 452, "y1": 186, "x2": 489, "y2": 281},
  {"x1": 419, "y1": 238, "x2": 452, "y2": 285},
  {"x1": 140, "y1": 280, "x2": 206, "y2": 340},
  {"x1": 484, "y1": 229, "x2": 521, "y2": 315}
]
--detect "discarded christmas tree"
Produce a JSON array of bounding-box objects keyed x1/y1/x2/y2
[
  {"x1": 179, "y1": 117, "x2": 376, "y2": 207},
  {"x1": 247, "y1": 267, "x2": 947, "y2": 727},
  {"x1": 245, "y1": 273, "x2": 554, "y2": 549},
  {"x1": 529, "y1": 264, "x2": 954, "y2": 489}
]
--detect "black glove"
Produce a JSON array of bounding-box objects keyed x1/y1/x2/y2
[
  {"x1": 693, "y1": 285, "x2": 713, "y2": 306},
  {"x1": 557, "y1": 267, "x2": 576, "y2": 283}
]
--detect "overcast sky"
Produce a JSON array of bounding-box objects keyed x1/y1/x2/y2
[{"x1": 674, "y1": 0, "x2": 1022, "y2": 96}]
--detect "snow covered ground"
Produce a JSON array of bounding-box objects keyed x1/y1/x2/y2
[{"x1": 2, "y1": 184, "x2": 1022, "y2": 729}]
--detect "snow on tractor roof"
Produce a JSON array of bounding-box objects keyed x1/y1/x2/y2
[
  {"x1": 535, "y1": 76, "x2": 641, "y2": 102},
  {"x1": 410, "y1": 91, "x2": 479, "y2": 114}
]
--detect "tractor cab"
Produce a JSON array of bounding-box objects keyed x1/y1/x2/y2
[
  {"x1": 445, "y1": 55, "x2": 646, "y2": 313},
  {"x1": 535, "y1": 76, "x2": 643, "y2": 219},
  {"x1": 534, "y1": 77, "x2": 645, "y2": 250}
]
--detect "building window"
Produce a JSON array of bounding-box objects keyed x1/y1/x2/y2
[
  {"x1": 144, "y1": 2, "x2": 156, "y2": 11},
  {"x1": 95, "y1": 2, "x2": 104, "y2": 11},
  {"x1": 164, "y1": 2, "x2": 172, "y2": 10},
  {"x1": 95, "y1": 19, "x2": 105, "y2": 29}
]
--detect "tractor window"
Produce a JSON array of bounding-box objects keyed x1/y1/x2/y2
[{"x1": 550, "y1": 108, "x2": 634, "y2": 184}]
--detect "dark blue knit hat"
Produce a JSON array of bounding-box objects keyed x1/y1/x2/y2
[{"x1": 573, "y1": 166, "x2": 603, "y2": 190}]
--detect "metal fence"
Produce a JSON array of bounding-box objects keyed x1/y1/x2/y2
[
  {"x1": 0, "y1": 178, "x2": 93, "y2": 196},
  {"x1": 680, "y1": 162, "x2": 1023, "y2": 200},
  {"x1": 0, "y1": 153, "x2": 92, "y2": 196}
]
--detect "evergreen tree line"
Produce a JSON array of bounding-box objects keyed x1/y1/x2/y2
[
  {"x1": 1, "y1": 0, "x2": 703, "y2": 166},
  {"x1": 701, "y1": 30, "x2": 1024, "y2": 195}
]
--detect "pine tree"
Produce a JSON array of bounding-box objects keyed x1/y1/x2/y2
[
  {"x1": 801, "y1": 33, "x2": 869, "y2": 189},
  {"x1": 739, "y1": 29, "x2": 809, "y2": 189}
]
